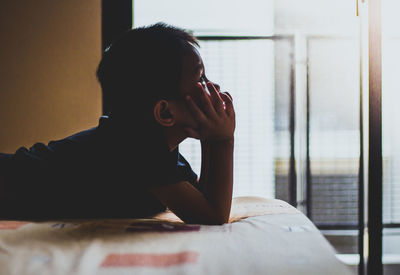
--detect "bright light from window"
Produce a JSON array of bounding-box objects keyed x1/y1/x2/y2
[{"x1": 134, "y1": 0, "x2": 273, "y2": 36}]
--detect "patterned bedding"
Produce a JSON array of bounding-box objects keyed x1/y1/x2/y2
[{"x1": 0, "y1": 197, "x2": 354, "y2": 275}]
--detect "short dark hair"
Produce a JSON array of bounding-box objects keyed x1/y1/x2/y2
[{"x1": 96, "y1": 22, "x2": 199, "y2": 119}]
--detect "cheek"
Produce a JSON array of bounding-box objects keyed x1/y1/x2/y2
[
  {"x1": 181, "y1": 82, "x2": 207, "y2": 111},
  {"x1": 190, "y1": 83, "x2": 208, "y2": 108},
  {"x1": 182, "y1": 81, "x2": 201, "y2": 96},
  {"x1": 182, "y1": 107, "x2": 197, "y2": 125},
  {"x1": 174, "y1": 103, "x2": 196, "y2": 126}
]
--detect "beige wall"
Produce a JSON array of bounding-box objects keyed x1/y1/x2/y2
[{"x1": 0, "y1": 1, "x2": 102, "y2": 153}]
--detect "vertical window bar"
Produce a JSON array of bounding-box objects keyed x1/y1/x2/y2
[
  {"x1": 358, "y1": 35, "x2": 365, "y2": 275},
  {"x1": 305, "y1": 39, "x2": 312, "y2": 219},
  {"x1": 367, "y1": 0, "x2": 383, "y2": 273},
  {"x1": 358, "y1": 13, "x2": 365, "y2": 275},
  {"x1": 289, "y1": 37, "x2": 297, "y2": 207}
]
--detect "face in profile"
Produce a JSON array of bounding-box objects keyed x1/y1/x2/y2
[{"x1": 173, "y1": 45, "x2": 219, "y2": 131}]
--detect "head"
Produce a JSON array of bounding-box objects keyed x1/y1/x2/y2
[{"x1": 96, "y1": 22, "x2": 206, "y2": 133}]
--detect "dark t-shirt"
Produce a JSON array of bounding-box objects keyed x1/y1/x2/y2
[{"x1": 0, "y1": 116, "x2": 199, "y2": 219}]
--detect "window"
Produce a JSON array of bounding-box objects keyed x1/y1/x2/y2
[{"x1": 132, "y1": 0, "x2": 361, "y2": 251}]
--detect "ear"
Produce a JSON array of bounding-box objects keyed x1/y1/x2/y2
[{"x1": 153, "y1": 100, "x2": 176, "y2": 127}]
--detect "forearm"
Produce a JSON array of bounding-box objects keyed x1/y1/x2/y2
[
  {"x1": 202, "y1": 139, "x2": 234, "y2": 223},
  {"x1": 181, "y1": 80, "x2": 235, "y2": 224},
  {"x1": 198, "y1": 140, "x2": 210, "y2": 192}
]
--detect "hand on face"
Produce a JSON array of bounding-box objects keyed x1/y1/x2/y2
[{"x1": 183, "y1": 81, "x2": 235, "y2": 141}]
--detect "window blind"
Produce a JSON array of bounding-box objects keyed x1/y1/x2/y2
[{"x1": 179, "y1": 40, "x2": 276, "y2": 198}]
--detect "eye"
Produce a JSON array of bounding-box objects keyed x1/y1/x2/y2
[{"x1": 199, "y1": 75, "x2": 208, "y2": 84}]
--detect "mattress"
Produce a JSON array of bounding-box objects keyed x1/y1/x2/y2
[{"x1": 0, "y1": 196, "x2": 354, "y2": 275}]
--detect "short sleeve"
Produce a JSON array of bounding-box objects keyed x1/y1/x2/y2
[{"x1": 176, "y1": 153, "x2": 203, "y2": 193}]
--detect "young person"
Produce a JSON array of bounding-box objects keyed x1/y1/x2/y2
[{"x1": 0, "y1": 23, "x2": 235, "y2": 225}]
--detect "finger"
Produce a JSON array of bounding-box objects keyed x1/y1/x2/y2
[
  {"x1": 207, "y1": 82, "x2": 224, "y2": 115},
  {"x1": 224, "y1": 91, "x2": 233, "y2": 101},
  {"x1": 220, "y1": 92, "x2": 234, "y2": 116},
  {"x1": 195, "y1": 83, "x2": 216, "y2": 118},
  {"x1": 185, "y1": 95, "x2": 207, "y2": 123}
]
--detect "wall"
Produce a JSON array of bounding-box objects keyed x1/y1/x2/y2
[{"x1": 0, "y1": 1, "x2": 102, "y2": 153}]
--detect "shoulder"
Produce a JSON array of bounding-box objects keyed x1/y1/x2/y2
[
  {"x1": 45, "y1": 116, "x2": 110, "y2": 156},
  {"x1": 4, "y1": 122, "x2": 102, "y2": 164},
  {"x1": 47, "y1": 127, "x2": 98, "y2": 153}
]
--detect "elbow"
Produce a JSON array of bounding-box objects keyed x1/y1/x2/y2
[
  {"x1": 206, "y1": 208, "x2": 230, "y2": 225},
  {"x1": 205, "y1": 213, "x2": 230, "y2": 225},
  {"x1": 183, "y1": 213, "x2": 229, "y2": 226},
  {"x1": 209, "y1": 220, "x2": 227, "y2": 226},
  {"x1": 216, "y1": 216, "x2": 229, "y2": 225},
  {"x1": 210, "y1": 213, "x2": 229, "y2": 225},
  {"x1": 213, "y1": 207, "x2": 231, "y2": 225},
  {"x1": 192, "y1": 219, "x2": 227, "y2": 226}
]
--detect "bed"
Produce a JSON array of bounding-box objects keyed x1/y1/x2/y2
[{"x1": 0, "y1": 196, "x2": 354, "y2": 275}]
